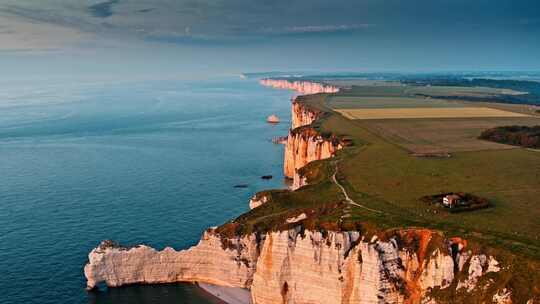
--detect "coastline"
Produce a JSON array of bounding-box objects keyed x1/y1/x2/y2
[
  {"x1": 197, "y1": 283, "x2": 251, "y2": 304},
  {"x1": 82, "y1": 78, "x2": 312, "y2": 302},
  {"x1": 82, "y1": 77, "x2": 540, "y2": 303}
]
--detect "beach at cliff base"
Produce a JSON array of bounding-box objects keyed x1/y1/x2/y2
[{"x1": 198, "y1": 283, "x2": 251, "y2": 304}]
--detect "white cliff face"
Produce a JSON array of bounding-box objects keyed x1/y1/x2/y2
[
  {"x1": 418, "y1": 249, "x2": 455, "y2": 290},
  {"x1": 287, "y1": 101, "x2": 328, "y2": 188},
  {"x1": 291, "y1": 171, "x2": 307, "y2": 190},
  {"x1": 291, "y1": 101, "x2": 321, "y2": 129},
  {"x1": 457, "y1": 253, "x2": 502, "y2": 292},
  {"x1": 249, "y1": 194, "x2": 269, "y2": 209},
  {"x1": 260, "y1": 78, "x2": 339, "y2": 95},
  {"x1": 284, "y1": 128, "x2": 341, "y2": 179},
  {"x1": 85, "y1": 228, "x2": 510, "y2": 303},
  {"x1": 84, "y1": 230, "x2": 259, "y2": 290}
]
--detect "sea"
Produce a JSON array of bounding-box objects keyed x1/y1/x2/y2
[{"x1": 0, "y1": 77, "x2": 292, "y2": 304}]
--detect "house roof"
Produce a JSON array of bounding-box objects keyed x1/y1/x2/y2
[{"x1": 445, "y1": 194, "x2": 461, "y2": 200}]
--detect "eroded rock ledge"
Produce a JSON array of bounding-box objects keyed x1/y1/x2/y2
[{"x1": 85, "y1": 228, "x2": 529, "y2": 303}]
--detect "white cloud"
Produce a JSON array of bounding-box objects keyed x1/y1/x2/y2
[
  {"x1": 0, "y1": 14, "x2": 91, "y2": 51},
  {"x1": 0, "y1": 0, "x2": 377, "y2": 50},
  {"x1": 262, "y1": 24, "x2": 373, "y2": 35}
]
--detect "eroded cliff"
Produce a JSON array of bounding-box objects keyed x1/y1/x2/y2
[
  {"x1": 84, "y1": 230, "x2": 259, "y2": 289},
  {"x1": 284, "y1": 100, "x2": 341, "y2": 190},
  {"x1": 291, "y1": 101, "x2": 322, "y2": 129},
  {"x1": 85, "y1": 228, "x2": 535, "y2": 303},
  {"x1": 284, "y1": 127, "x2": 342, "y2": 180}
]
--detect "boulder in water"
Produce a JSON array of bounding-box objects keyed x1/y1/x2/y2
[{"x1": 266, "y1": 114, "x2": 280, "y2": 124}]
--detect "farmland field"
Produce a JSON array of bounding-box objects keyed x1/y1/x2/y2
[
  {"x1": 336, "y1": 107, "x2": 529, "y2": 120},
  {"x1": 328, "y1": 85, "x2": 539, "y2": 153},
  {"x1": 359, "y1": 116, "x2": 540, "y2": 153},
  {"x1": 328, "y1": 96, "x2": 463, "y2": 109},
  {"x1": 404, "y1": 85, "x2": 527, "y2": 97},
  {"x1": 328, "y1": 84, "x2": 526, "y2": 99}
]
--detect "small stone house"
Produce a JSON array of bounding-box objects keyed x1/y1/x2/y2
[{"x1": 443, "y1": 194, "x2": 461, "y2": 208}]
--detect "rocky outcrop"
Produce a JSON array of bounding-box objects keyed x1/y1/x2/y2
[
  {"x1": 84, "y1": 230, "x2": 259, "y2": 290},
  {"x1": 260, "y1": 78, "x2": 339, "y2": 95},
  {"x1": 85, "y1": 228, "x2": 518, "y2": 303},
  {"x1": 284, "y1": 127, "x2": 342, "y2": 179}
]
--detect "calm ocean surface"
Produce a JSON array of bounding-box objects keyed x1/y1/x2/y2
[{"x1": 0, "y1": 77, "x2": 292, "y2": 304}]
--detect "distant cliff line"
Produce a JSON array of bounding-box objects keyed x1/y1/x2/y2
[{"x1": 259, "y1": 78, "x2": 339, "y2": 95}]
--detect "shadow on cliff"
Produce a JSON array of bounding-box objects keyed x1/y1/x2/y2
[{"x1": 87, "y1": 283, "x2": 225, "y2": 304}]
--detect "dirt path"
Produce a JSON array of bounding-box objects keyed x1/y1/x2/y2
[{"x1": 331, "y1": 162, "x2": 383, "y2": 214}]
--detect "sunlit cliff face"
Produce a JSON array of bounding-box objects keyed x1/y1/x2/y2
[
  {"x1": 284, "y1": 128, "x2": 342, "y2": 179},
  {"x1": 85, "y1": 227, "x2": 514, "y2": 303},
  {"x1": 260, "y1": 79, "x2": 339, "y2": 95}
]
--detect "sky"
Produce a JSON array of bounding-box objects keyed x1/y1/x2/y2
[{"x1": 1, "y1": 0, "x2": 540, "y2": 81}]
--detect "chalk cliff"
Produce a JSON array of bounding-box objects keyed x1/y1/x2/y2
[
  {"x1": 291, "y1": 171, "x2": 308, "y2": 190},
  {"x1": 249, "y1": 193, "x2": 269, "y2": 210},
  {"x1": 291, "y1": 101, "x2": 322, "y2": 129},
  {"x1": 284, "y1": 127, "x2": 342, "y2": 180},
  {"x1": 287, "y1": 101, "x2": 333, "y2": 189},
  {"x1": 85, "y1": 228, "x2": 528, "y2": 303},
  {"x1": 260, "y1": 78, "x2": 339, "y2": 95},
  {"x1": 84, "y1": 231, "x2": 258, "y2": 289}
]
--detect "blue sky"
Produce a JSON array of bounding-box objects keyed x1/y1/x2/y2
[{"x1": 1, "y1": 0, "x2": 539, "y2": 80}]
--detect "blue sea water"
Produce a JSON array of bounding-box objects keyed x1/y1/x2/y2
[{"x1": 0, "y1": 77, "x2": 292, "y2": 304}]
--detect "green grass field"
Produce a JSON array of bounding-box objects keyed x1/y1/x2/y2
[{"x1": 330, "y1": 85, "x2": 540, "y2": 153}]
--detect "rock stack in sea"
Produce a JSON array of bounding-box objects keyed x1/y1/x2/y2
[{"x1": 266, "y1": 114, "x2": 280, "y2": 123}]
